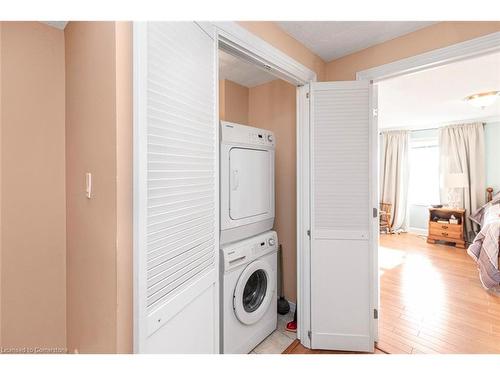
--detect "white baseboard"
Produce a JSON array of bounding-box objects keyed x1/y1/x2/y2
[{"x1": 408, "y1": 227, "x2": 428, "y2": 236}]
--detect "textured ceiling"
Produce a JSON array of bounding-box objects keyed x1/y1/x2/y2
[
  {"x1": 219, "y1": 49, "x2": 277, "y2": 88},
  {"x1": 378, "y1": 51, "x2": 500, "y2": 129},
  {"x1": 277, "y1": 21, "x2": 437, "y2": 61}
]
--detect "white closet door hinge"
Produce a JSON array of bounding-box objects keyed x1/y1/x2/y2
[
  {"x1": 372, "y1": 108, "x2": 378, "y2": 117},
  {"x1": 306, "y1": 92, "x2": 310, "y2": 99}
]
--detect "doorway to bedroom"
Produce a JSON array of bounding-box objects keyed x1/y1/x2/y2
[{"x1": 375, "y1": 51, "x2": 500, "y2": 354}]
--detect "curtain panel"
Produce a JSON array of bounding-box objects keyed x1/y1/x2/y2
[
  {"x1": 380, "y1": 130, "x2": 410, "y2": 232},
  {"x1": 439, "y1": 122, "x2": 486, "y2": 241}
]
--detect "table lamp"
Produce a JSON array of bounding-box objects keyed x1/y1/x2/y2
[{"x1": 444, "y1": 173, "x2": 468, "y2": 208}]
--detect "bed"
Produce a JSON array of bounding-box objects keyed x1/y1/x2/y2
[{"x1": 467, "y1": 187, "x2": 500, "y2": 291}]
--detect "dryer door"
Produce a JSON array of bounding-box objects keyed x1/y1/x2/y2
[
  {"x1": 229, "y1": 147, "x2": 271, "y2": 220},
  {"x1": 233, "y1": 259, "x2": 275, "y2": 325}
]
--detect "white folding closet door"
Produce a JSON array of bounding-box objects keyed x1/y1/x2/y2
[
  {"x1": 309, "y1": 80, "x2": 376, "y2": 352},
  {"x1": 134, "y1": 22, "x2": 219, "y2": 353}
]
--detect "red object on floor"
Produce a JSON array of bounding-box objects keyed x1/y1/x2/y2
[
  {"x1": 286, "y1": 308, "x2": 297, "y2": 332},
  {"x1": 285, "y1": 320, "x2": 297, "y2": 332}
]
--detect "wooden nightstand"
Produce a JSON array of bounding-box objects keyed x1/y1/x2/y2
[{"x1": 427, "y1": 207, "x2": 466, "y2": 249}]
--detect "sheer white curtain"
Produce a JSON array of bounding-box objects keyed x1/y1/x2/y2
[
  {"x1": 439, "y1": 122, "x2": 486, "y2": 241},
  {"x1": 380, "y1": 130, "x2": 410, "y2": 232}
]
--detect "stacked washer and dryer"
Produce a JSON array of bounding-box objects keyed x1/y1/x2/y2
[{"x1": 219, "y1": 121, "x2": 278, "y2": 354}]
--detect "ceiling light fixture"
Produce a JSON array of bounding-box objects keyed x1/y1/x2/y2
[{"x1": 464, "y1": 91, "x2": 500, "y2": 109}]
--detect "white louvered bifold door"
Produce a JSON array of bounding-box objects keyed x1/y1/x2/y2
[
  {"x1": 133, "y1": 22, "x2": 219, "y2": 353},
  {"x1": 309, "y1": 81, "x2": 377, "y2": 352}
]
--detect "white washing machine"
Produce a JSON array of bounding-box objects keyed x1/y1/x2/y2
[
  {"x1": 220, "y1": 231, "x2": 278, "y2": 354},
  {"x1": 220, "y1": 121, "x2": 275, "y2": 245}
]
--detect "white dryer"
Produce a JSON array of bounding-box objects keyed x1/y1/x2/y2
[
  {"x1": 220, "y1": 121, "x2": 275, "y2": 245},
  {"x1": 220, "y1": 231, "x2": 278, "y2": 354}
]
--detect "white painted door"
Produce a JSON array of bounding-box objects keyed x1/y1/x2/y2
[
  {"x1": 309, "y1": 80, "x2": 377, "y2": 352},
  {"x1": 133, "y1": 22, "x2": 219, "y2": 353}
]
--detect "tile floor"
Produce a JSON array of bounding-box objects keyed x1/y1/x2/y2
[{"x1": 251, "y1": 309, "x2": 296, "y2": 354}]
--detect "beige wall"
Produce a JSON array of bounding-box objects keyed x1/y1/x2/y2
[
  {"x1": 219, "y1": 79, "x2": 249, "y2": 124},
  {"x1": 0, "y1": 22, "x2": 66, "y2": 350},
  {"x1": 326, "y1": 21, "x2": 500, "y2": 81},
  {"x1": 238, "y1": 22, "x2": 326, "y2": 81},
  {"x1": 248, "y1": 80, "x2": 297, "y2": 303},
  {"x1": 65, "y1": 21, "x2": 132, "y2": 354}
]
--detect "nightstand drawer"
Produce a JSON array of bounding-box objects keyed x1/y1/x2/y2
[
  {"x1": 427, "y1": 207, "x2": 466, "y2": 248},
  {"x1": 429, "y1": 229, "x2": 462, "y2": 240},
  {"x1": 429, "y1": 222, "x2": 461, "y2": 233}
]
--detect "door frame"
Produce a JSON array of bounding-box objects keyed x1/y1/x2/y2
[
  {"x1": 208, "y1": 22, "x2": 317, "y2": 349},
  {"x1": 355, "y1": 30, "x2": 500, "y2": 349},
  {"x1": 357, "y1": 31, "x2": 500, "y2": 82},
  {"x1": 133, "y1": 21, "x2": 316, "y2": 352},
  {"x1": 208, "y1": 21, "x2": 317, "y2": 349}
]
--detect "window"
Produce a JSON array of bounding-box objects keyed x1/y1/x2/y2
[{"x1": 408, "y1": 136, "x2": 440, "y2": 206}]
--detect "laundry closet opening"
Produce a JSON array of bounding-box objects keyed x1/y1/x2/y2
[{"x1": 218, "y1": 47, "x2": 298, "y2": 353}]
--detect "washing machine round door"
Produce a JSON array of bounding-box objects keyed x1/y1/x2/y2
[{"x1": 233, "y1": 259, "x2": 275, "y2": 325}]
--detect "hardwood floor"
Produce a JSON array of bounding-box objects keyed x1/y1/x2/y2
[
  {"x1": 378, "y1": 233, "x2": 500, "y2": 354},
  {"x1": 283, "y1": 233, "x2": 500, "y2": 354}
]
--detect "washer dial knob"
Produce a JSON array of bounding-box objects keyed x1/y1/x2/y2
[
  {"x1": 268, "y1": 238, "x2": 276, "y2": 246},
  {"x1": 267, "y1": 134, "x2": 273, "y2": 142}
]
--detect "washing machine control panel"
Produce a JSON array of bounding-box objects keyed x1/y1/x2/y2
[
  {"x1": 223, "y1": 245, "x2": 253, "y2": 272},
  {"x1": 221, "y1": 231, "x2": 278, "y2": 272},
  {"x1": 221, "y1": 121, "x2": 275, "y2": 148}
]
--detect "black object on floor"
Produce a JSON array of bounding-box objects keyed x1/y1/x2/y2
[
  {"x1": 278, "y1": 297, "x2": 290, "y2": 315},
  {"x1": 277, "y1": 244, "x2": 290, "y2": 315}
]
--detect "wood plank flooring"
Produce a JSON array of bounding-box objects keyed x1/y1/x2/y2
[
  {"x1": 377, "y1": 233, "x2": 500, "y2": 354},
  {"x1": 283, "y1": 233, "x2": 500, "y2": 354}
]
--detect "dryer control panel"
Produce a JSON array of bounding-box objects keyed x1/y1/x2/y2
[
  {"x1": 221, "y1": 231, "x2": 278, "y2": 272},
  {"x1": 221, "y1": 121, "x2": 275, "y2": 148}
]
